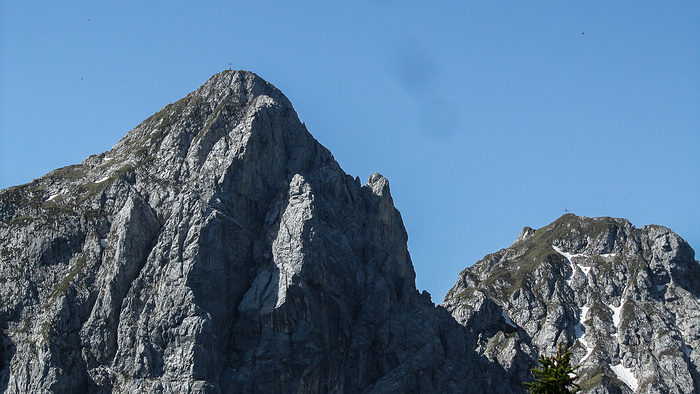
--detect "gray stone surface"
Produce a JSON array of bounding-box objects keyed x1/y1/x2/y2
[
  {"x1": 1, "y1": 71, "x2": 698, "y2": 393},
  {"x1": 0, "y1": 71, "x2": 507, "y2": 393},
  {"x1": 444, "y1": 214, "x2": 700, "y2": 393}
]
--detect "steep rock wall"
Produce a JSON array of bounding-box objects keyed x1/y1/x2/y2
[{"x1": 0, "y1": 71, "x2": 503, "y2": 393}]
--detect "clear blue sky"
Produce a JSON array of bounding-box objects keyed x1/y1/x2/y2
[{"x1": 2, "y1": 2, "x2": 699, "y2": 300}]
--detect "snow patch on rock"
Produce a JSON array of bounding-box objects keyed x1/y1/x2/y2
[
  {"x1": 611, "y1": 363, "x2": 638, "y2": 392},
  {"x1": 611, "y1": 301, "x2": 624, "y2": 329},
  {"x1": 501, "y1": 310, "x2": 517, "y2": 328},
  {"x1": 553, "y1": 245, "x2": 591, "y2": 284},
  {"x1": 576, "y1": 305, "x2": 594, "y2": 362}
]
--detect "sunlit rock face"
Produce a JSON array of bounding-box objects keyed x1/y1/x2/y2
[
  {"x1": 2, "y1": 71, "x2": 697, "y2": 394},
  {"x1": 444, "y1": 213, "x2": 700, "y2": 393}
]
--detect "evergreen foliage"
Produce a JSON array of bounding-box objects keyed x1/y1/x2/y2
[{"x1": 524, "y1": 343, "x2": 579, "y2": 393}]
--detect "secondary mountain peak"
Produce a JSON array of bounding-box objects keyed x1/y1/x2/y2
[{"x1": 444, "y1": 214, "x2": 700, "y2": 393}]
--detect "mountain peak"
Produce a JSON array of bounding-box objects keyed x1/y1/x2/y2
[
  {"x1": 185, "y1": 69, "x2": 293, "y2": 114},
  {"x1": 1, "y1": 72, "x2": 489, "y2": 393},
  {"x1": 2, "y1": 72, "x2": 698, "y2": 393},
  {"x1": 443, "y1": 214, "x2": 700, "y2": 393}
]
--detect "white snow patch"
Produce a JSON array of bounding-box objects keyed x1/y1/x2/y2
[
  {"x1": 610, "y1": 301, "x2": 624, "y2": 329},
  {"x1": 576, "y1": 305, "x2": 594, "y2": 362},
  {"x1": 656, "y1": 284, "x2": 667, "y2": 292},
  {"x1": 502, "y1": 311, "x2": 517, "y2": 328},
  {"x1": 95, "y1": 176, "x2": 110, "y2": 183},
  {"x1": 46, "y1": 193, "x2": 60, "y2": 202},
  {"x1": 552, "y1": 245, "x2": 579, "y2": 262},
  {"x1": 100, "y1": 239, "x2": 107, "y2": 248},
  {"x1": 553, "y1": 245, "x2": 591, "y2": 284},
  {"x1": 609, "y1": 285, "x2": 630, "y2": 333},
  {"x1": 611, "y1": 363, "x2": 638, "y2": 391},
  {"x1": 579, "y1": 339, "x2": 594, "y2": 363},
  {"x1": 601, "y1": 253, "x2": 617, "y2": 259},
  {"x1": 576, "y1": 305, "x2": 590, "y2": 338}
]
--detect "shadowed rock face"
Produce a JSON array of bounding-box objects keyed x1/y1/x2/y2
[
  {"x1": 444, "y1": 214, "x2": 700, "y2": 393},
  {"x1": 0, "y1": 71, "x2": 509, "y2": 393}
]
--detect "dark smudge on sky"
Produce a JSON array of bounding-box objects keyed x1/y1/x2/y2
[{"x1": 391, "y1": 37, "x2": 458, "y2": 140}]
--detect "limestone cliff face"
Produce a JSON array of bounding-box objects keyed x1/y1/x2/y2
[
  {"x1": 2, "y1": 71, "x2": 698, "y2": 394},
  {"x1": 443, "y1": 214, "x2": 700, "y2": 393},
  {"x1": 0, "y1": 71, "x2": 504, "y2": 393}
]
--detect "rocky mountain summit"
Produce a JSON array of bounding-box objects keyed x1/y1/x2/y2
[
  {"x1": 0, "y1": 70, "x2": 503, "y2": 393},
  {"x1": 444, "y1": 214, "x2": 700, "y2": 393},
  {"x1": 0, "y1": 71, "x2": 698, "y2": 393}
]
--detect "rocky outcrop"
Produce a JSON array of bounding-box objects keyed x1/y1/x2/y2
[
  {"x1": 444, "y1": 214, "x2": 700, "y2": 393},
  {"x1": 2, "y1": 70, "x2": 697, "y2": 393},
  {"x1": 0, "y1": 70, "x2": 512, "y2": 393}
]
